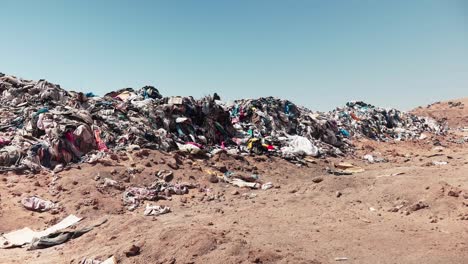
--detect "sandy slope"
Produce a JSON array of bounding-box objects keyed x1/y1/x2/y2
[{"x1": 411, "y1": 97, "x2": 468, "y2": 128}]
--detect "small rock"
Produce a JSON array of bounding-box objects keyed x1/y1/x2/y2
[
  {"x1": 125, "y1": 245, "x2": 140, "y2": 257},
  {"x1": 167, "y1": 160, "x2": 179, "y2": 170},
  {"x1": 231, "y1": 190, "x2": 239, "y2": 195},
  {"x1": 163, "y1": 173, "x2": 174, "y2": 183},
  {"x1": 136, "y1": 149, "x2": 150, "y2": 157},
  {"x1": 208, "y1": 174, "x2": 219, "y2": 184},
  {"x1": 214, "y1": 164, "x2": 228, "y2": 173},
  {"x1": 312, "y1": 177, "x2": 323, "y2": 183},
  {"x1": 336, "y1": 191, "x2": 342, "y2": 198},
  {"x1": 448, "y1": 190, "x2": 460, "y2": 198},
  {"x1": 409, "y1": 201, "x2": 429, "y2": 212}
]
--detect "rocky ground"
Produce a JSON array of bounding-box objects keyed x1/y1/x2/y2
[{"x1": 0, "y1": 100, "x2": 467, "y2": 264}]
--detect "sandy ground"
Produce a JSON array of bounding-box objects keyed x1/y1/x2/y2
[{"x1": 0, "y1": 102, "x2": 467, "y2": 264}]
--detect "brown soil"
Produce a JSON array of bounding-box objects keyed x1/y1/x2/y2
[{"x1": 411, "y1": 97, "x2": 468, "y2": 128}]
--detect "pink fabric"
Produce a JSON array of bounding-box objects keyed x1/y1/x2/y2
[
  {"x1": 94, "y1": 129, "x2": 108, "y2": 151},
  {"x1": 0, "y1": 137, "x2": 10, "y2": 146}
]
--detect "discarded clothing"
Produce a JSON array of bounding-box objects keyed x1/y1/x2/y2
[
  {"x1": 122, "y1": 182, "x2": 195, "y2": 210},
  {"x1": 122, "y1": 187, "x2": 159, "y2": 210},
  {"x1": 29, "y1": 219, "x2": 108, "y2": 250},
  {"x1": 0, "y1": 73, "x2": 446, "y2": 172},
  {"x1": 21, "y1": 196, "x2": 57, "y2": 212},
  {"x1": 0, "y1": 214, "x2": 82, "y2": 248},
  {"x1": 143, "y1": 204, "x2": 171, "y2": 216}
]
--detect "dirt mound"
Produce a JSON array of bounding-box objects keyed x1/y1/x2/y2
[{"x1": 412, "y1": 98, "x2": 468, "y2": 128}]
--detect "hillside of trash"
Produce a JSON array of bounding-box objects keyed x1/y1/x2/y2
[{"x1": 0, "y1": 73, "x2": 445, "y2": 173}]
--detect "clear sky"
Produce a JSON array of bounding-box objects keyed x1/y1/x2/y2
[{"x1": 0, "y1": 1, "x2": 467, "y2": 111}]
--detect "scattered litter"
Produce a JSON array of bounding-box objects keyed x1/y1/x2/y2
[
  {"x1": 329, "y1": 162, "x2": 365, "y2": 175},
  {"x1": 21, "y1": 196, "x2": 57, "y2": 212},
  {"x1": 29, "y1": 219, "x2": 108, "y2": 250},
  {"x1": 143, "y1": 204, "x2": 171, "y2": 216},
  {"x1": 122, "y1": 182, "x2": 195, "y2": 210},
  {"x1": 363, "y1": 154, "x2": 374, "y2": 163},
  {"x1": 261, "y1": 182, "x2": 274, "y2": 190},
  {"x1": 79, "y1": 256, "x2": 117, "y2": 264},
  {"x1": 229, "y1": 178, "x2": 261, "y2": 189},
  {"x1": 99, "y1": 177, "x2": 124, "y2": 191},
  {"x1": 0, "y1": 214, "x2": 82, "y2": 248},
  {"x1": 156, "y1": 170, "x2": 174, "y2": 182},
  {"x1": 363, "y1": 153, "x2": 387, "y2": 163}
]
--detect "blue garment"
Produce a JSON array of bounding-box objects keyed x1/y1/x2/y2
[
  {"x1": 34, "y1": 108, "x2": 49, "y2": 117},
  {"x1": 339, "y1": 128, "x2": 350, "y2": 137}
]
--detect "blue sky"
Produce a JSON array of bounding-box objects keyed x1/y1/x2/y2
[{"x1": 0, "y1": 0, "x2": 467, "y2": 111}]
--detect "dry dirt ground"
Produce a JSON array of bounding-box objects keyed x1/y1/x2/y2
[{"x1": 0, "y1": 103, "x2": 467, "y2": 264}]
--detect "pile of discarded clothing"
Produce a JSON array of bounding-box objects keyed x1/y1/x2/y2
[
  {"x1": 228, "y1": 97, "x2": 352, "y2": 158},
  {"x1": 0, "y1": 73, "x2": 445, "y2": 172},
  {"x1": 328, "y1": 101, "x2": 444, "y2": 141},
  {"x1": 0, "y1": 74, "x2": 236, "y2": 172}
]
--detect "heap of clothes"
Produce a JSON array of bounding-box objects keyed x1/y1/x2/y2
[
  {"x1": 328, "y1": 101, "x2": 445, "y2": 141},
  {"x1": 0, "y1": 73, "x2": 445, "y2": 172}
]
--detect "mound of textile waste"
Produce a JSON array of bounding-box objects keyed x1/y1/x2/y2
[{"x1": 0, "y1": 73, "x2": 444, "y2": 172}]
